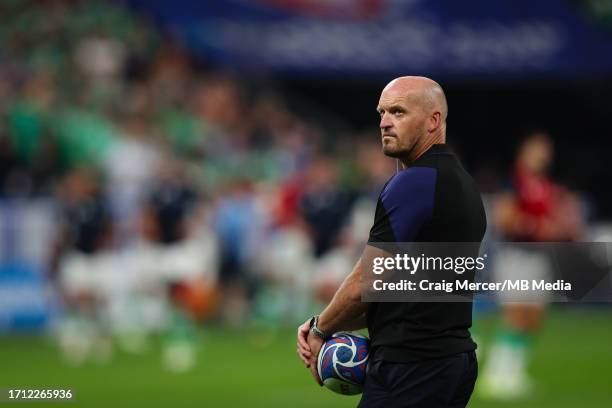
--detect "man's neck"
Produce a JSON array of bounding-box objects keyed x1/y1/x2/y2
[{"x1": 400, "y1": 132, "x2": 446, "y2": 168}]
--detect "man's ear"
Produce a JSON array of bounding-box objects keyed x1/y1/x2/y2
[{"x1": 427, "y1": 111, "x2": 442, "y2": 133}]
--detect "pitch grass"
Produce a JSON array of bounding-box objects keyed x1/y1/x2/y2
[{"x1": 0, "y1": 308, "x2": 611, "y2": 408}]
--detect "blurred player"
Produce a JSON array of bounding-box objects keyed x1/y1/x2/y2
[
  {"x1": 479, "y1": 132, "x2": 584, "y2": 399},
  {"x1": 138, "y1": 159, "x2": 218, "y2": 372},
  {"x1": 53, "y1": 168, "x2": 114, "y2": 364}
]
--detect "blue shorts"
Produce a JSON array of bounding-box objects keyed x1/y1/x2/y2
[{"x1": 358, "y1": 351, "x2": 477, "y2": 408}]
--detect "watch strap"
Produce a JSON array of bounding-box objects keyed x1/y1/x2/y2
[{"x1": 309, "y1": 315, "x2": 328, "y2": 340}]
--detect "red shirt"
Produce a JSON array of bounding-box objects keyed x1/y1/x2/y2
[{"x1": 513, "y1": 166, "x2": 556, "y2": 219}]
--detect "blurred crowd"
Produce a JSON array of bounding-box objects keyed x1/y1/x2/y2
[{"x1": 0, "y1": 0, "x2": 396, "y2": 367}]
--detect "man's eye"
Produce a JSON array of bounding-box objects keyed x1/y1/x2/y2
[{"x1": 394, "y1": 111, "x2": 404, "y2": 116}]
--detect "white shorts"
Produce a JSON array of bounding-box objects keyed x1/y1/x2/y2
[{"x1": 493, "y1": 246, "x2": 553, "y2": 303}]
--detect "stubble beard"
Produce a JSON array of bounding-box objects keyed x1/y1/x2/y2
[
  {"x1": 382, "y1": 145, "x2": 406, "y2": 158},
  {"x1": 382, "y1": 136, "x2": 415, "y2": 160},
  {"x1": 382, "y1": 126, "x2": 427, "y2": 161}
]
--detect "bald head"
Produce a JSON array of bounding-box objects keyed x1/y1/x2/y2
[
  {"x1": 382, "y1": 76, "x2": 448, "y2": 121},
  {"x1": 377, "y1": 76, "x2": 448, "y2": 164}
]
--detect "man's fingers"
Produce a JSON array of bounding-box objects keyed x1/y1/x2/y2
[
  {"x1": 298, "y1": 335, "x2": 309, "y2": 351},
  {"x1": 297, "y1": 339, "x2": 311, "y2": 353},
  {"x1": 296, "y1": 320, "x2": 314, "y2": 368},
  {"x1": 296, "y1": 348, "x2": 310, "y2": 366},
  {"x1": 297, "y1": 343, "x2": 312, "y2": 361},
  {"x1": 297, "y1": 323, "x2": 310, "y2": 350},
  {"x1": 309, "y1": 360, "x2": 323, "y2": 386},
  {"x1": 298, "y1": 347, "x2": 312, "y2": 360}
]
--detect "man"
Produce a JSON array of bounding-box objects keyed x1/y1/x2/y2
[
  {"x1": 479, "y1": 132, "x2": 583, "y2": 399},
  {"x1": 297, "y1": 76, "x2": 486, "y2": 407}
]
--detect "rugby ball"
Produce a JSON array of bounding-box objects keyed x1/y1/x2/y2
[{"x1": 317, "y1": 332, "x2": 369, "y2": 395}]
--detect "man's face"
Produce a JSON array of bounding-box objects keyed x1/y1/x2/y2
[
  {"x1": 519, "y1": 135, "x2": 553, "y2": 174},
  {"x1": 377, "y1": 87, "x2": 427, "y2": 158}
]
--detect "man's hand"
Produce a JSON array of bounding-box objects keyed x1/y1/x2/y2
[
  {"x1": 307, "y1": 331, "x2": 324, "y2": 386},
  {"x1": 296, "y1": 318, "x2": 324, "y2": 386},
  {"x1": 296, "y1": 319, "x2": 312, "y2": 366},
  {"x1": 296, "y1": 256, "x2": 368, "y2": 386}
]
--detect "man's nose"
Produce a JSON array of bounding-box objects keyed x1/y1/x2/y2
[{"x1": 380, "y1": 113, "x2": 392, "y2": 130}]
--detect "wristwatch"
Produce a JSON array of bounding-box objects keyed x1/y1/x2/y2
[{"x1": 309, "y1": 315, "x2": 329, "y2": 340}]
